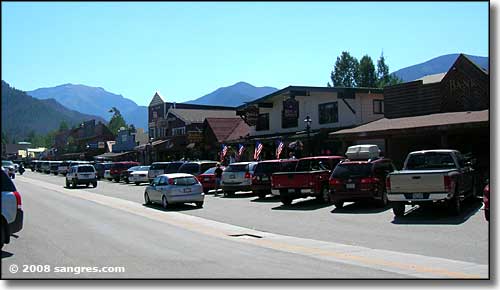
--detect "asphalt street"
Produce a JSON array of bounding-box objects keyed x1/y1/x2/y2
[{"x1": 1, "y1": 171, "x2": 490, "y2": 279}]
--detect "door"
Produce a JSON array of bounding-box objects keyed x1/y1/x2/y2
[{"x1": 155, "y1": 176, "x2": 169, "y2": 202}]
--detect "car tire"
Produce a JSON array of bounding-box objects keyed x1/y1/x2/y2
[
  {"x1": 86, "y1": 183, "x2": 90, "y2": 187},
  {"x1": 257, "y1": 191, "x2": 266, "y2": 199},
  {"x1": 203, "y1": 188, "x2": 209, "y2": 194},
  {"x1": 392, "y1": 202, "x2": 405, "y2": 217},
  {"x1": 334, "y1": 201, "x2": 344, "y2": 209},
  {"x1": 319, "y1": 187, "x2": 332, "y2": 204},
  {"x1": 72, "y1": 180, "x2": 77, "y2": 189},
  {"x1": 162, "y1": 196, "x2": 168, "y2": 209},
  {"x1": 195, "y1": 201, "x2": 204, "y2": 208},
  {"x1": 224, "y1": 191, "x2": 235, "y2": 197},
  {"x1": 135, "y1": 182, "x2": 141, "y2": 186},
  {"x1": 125, "y1": 178, "x2": 129, "y2": 184},
  {"x1": 114, "y1": 178, "x2": 120, "y2": 183},
  {"x1": 378, "y1": 191, "x2": 389, "y2": 207},
  {"x1": 144, "y1": 192, "x2": 151, "y2": 205},
  {"x1": 65, "y1": 180, "x2": 70, "y2": 188},
  {"x1": 448, "y1": 195, "x2": 461, "y2": 216},
  {"x1": 92, "y1": 181, "x2": 97, "y2": 188},
  {"x1": 280, "y1": 195, "x2": 293, "y2": 206},
  {"x1": 107, "y1": 178, "x2": 113, "y2": 181}
]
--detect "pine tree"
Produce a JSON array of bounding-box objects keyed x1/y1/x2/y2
[
  {"x1": 330, "y1": 51, "x2": 359, "y2": 87},
  {"x1": 358, "y1": 55, "x2": 377, "y2": 87}
]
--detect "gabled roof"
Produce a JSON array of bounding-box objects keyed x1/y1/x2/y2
[
  {"x1": 205, "y1": 118, "x2": 250, "y2": 142},
  {"x1": 149, "y1": 91, "x2": 165, "y2": 107},
  {"x1": 168, "y1": 108, "x2": 237, "y2": 125},
  {"x1": 330, "y1": 110, "x2": 488, "y2": 136},
  {"x1": 416, "y1": 73, "x2": 446, "y2": 84}
]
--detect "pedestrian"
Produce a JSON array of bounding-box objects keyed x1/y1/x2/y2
[{"x1": 214, "y1": 163, "x2": 223, "y2": 196}]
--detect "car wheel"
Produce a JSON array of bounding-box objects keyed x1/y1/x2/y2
[
  {"x1": 203, "y1": 188, "x2": 209, "y2": 194},
  {"x1": 114, "y1": 178, "x2": 120, "y2": 183},
  {"x1": 334, "y1": 201, "x2": 344, "y2": 209},
  {"x1": 107, "y1": 178, "x2": 113, "y2": 181},
  {"x1": 92, "y1": 181, "x2": 97, "y2": 188},
  {"x1": 448, "y1": 195, "x2": 461, "y2": 215},
  {"x1": 135, "y1": 182, "x2": 140, "y2": 186},
  {"x1": 223, "y1": 191, "x2": 235, "y2": 197},
  {"x1": 392, "y1": 202, "x2": 405, "y2": 217},
  {"x1": 72, "y1": 180, "x2": 77, "y2": 189},
  {"x1": 125, "y1": 178, "x2": 129, "y2": 184},
  {"x1": 86, "y1": 183, "x2": 90, "y2": 187},
  {"x1": 378, "y1": 191, "x2": 389, "y2": 207},
  {"x1": 144, "y1": 192, "x2": 151, "y2": 205},
  {"x1": 257, "y1": 191, "x2": 266, "y2": 199},
  {"x1": 161, "y1": 196, "x2": 168, "y2": 209},
  {"x1": 65, "y1": 180, "x2": 70, "y2": 188},
  {"x1": 319, "y1": 187, "x2": 332, "y2": 204},
  {"x1": 195, "y1": 201, "x2": 204, "y2": 208},
  {"x1": 280, "y1": 195, "x2": 293, "y2": 206}
]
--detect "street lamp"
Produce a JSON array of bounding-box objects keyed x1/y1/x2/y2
[
  {"x1": 148, "y1": 137, "x2": 154, "y2": 165},
  {"x1": 304, "y1": 115, "x2": 312, "y2": 156}
]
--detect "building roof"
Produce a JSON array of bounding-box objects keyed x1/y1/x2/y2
[
  {"x1": 416, "y1": 72, "x2": 446, "y2": 84},
  {"x1": 205, "y1": 118, "x2": 250, "y2": 143},
  {"x1": 149, "y1": 92, "x2": 165, "y2": 106},
  {"x1": 237, "y1": 85, "x2": 383, "y2": 109},
  {"x1": 169, "y1": 108, "x2": 236, "y2": 124},
  {"x1": 330, "y1": 110, "x2": 488, "y2": 136}
]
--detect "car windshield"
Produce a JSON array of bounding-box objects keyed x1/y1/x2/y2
[
  {"x1": 225, "y1": 164, "x2": 248, "y2": 172},
  {"x1": 2, "y1": 161, "x2": 14, "y2": 166},
  {"x1": 150, "y1": 163, "x2": 169, "y2": 170},
  {"x1": 202, "y1": 167, "x2": 216, "y2": 175},
  {"x1": 254, "y1": 162, "x2": 281, "y2": 174},
  {"x1": 178, "y1": 163, "x2": 200, "y2": 174},
  {"x1": 296, "y1": 159, "x2": 331, "y2": 171},
  {"x1": 170, "y1": 177, "x2": 198, "y2": 186},
  {"x1": 406, "y1": 153, "x2": 457, "y2": 170},
  {"x1": 138, "y1": 166, "x2": 150, "y2": 171},
  {"x1": 331, "y1": 163, "x2": 373, "y2": 179},
  {"x1": 78, "y1": 166, "x2": 95, "y2": 173},
  {"x1": 128, "y1": 166, "x2": 141, "y2": 172}
]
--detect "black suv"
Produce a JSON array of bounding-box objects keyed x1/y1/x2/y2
[{"x1": 252, "y1": 159, "x2": 298, "y2": 198}]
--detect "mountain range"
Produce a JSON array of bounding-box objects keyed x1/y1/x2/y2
[
  {"x1": 8, "y1": 53, "x2": 488, "y2": 139},
  {"x1": 1, "y1": 81, "x2": 105, "y2": 142}
]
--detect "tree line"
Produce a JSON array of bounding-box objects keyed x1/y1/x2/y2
[{"x1": 328, "y1": 51, "x2": 402, "y2": 88}]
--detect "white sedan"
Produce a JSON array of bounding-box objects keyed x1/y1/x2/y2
[{"x1": 129, "y1": 166, "x2": 150, "y2": 185}]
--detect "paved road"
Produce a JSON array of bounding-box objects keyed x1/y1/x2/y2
[{"x1": 1, "y1": 171, "x2": 489, "y2": 278}]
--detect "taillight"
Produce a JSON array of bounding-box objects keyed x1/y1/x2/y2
[
  {"x1": 361, "y1": 177, "x2": 379, "y2": 184},
  {"x1": 329, "y1": 178, "x2": 342, "y2": 186},
  {"x1": 385, "y1": 176, "x2": 391, "y2": 191},
  {"x1": 245, "y1": 172, "x2": 251, "y2": 179},
  {"x1": 13, "y1": 191, "x2": 22, "y2": 210},
  {"x1": 444, "y1": 175, "x2": 452, "y2": 192}
]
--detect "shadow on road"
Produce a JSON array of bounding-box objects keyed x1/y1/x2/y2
[
  {"x1": 250, "y1": 196, "x2": 281, "y2": 203},
  {"x1": 391, "y1": 199, "x2": 483, "y2": 225},
  {"x1": 330, "y1": 202, "x2": 391, "y2": 214},
  {"x1": 219, "y1": 192, "x2": 256, "y2": 199},
  {"x1": 271, "y1": 198, "x2": 332, "y2": 211},
  {"x1": 142, "y1": 203, "x2": 200, "y2": 212},
  {"x1": 1, "y1": 250, "x2": 13, "y2": 259}
]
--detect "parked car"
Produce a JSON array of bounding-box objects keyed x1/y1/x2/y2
[
  {"x1": 178, "y1": 161, "x2": 218, "y2": 179},
  {"x1": 483, "y1": 183, "x2": 489, "y2": 222},
  {"x1": 57, "y1": 160, "x2": 73, "y2": 176},
  {"x1": 253, "y1": 159, "x2": 299, "y2": 198},
  {"x1": 387, "y1": 149, "x2": 478, "y2": 217},
  {"x1": 40, "y1": 161, "x2": 52, "y2": 174},
  {"x1": 94, "y1": 162, "x2": 113, "y2": 180},
  {"x1": 30, "y1": 160, "x2": 39, "y2": 171},
  {"x1": 221, "y1": 162, "x2": 258, "y2": 197},
  {"x1": 329, "y1": 158, "x2": 397, "y2": 208},
  {"x1": 109, "y1": 161, "x2": 140, "y2": 182},
  {"x1": 120, "y1": 165, "x2": 143, "y2": 183},
  {"x1": 148, "y1": 161, "x2": 185, "y2": 182},
  {"x1": 271, "y1": 156, "x2": 345, "y2": 206},
  {"x1": 50, "y1": 161, "x2": 63, "y2": 175},
  {"x1": 2, "y1": 160, "x2": 16, "y2": 179},
  {"x1": 35, "y1": 160, "x2": 44, "y2": 172},
  {"x1": 1, "y1": 169, "x2": 23, "y2": 249},
  {"x1": 104, "y1": 169, "x2": 112, "y2": 181},
  {"x1": 144, "y1": 173, "x2": 204, "y2": 209},
  {"x1": 65, "y1": 164, "x2": 98, "y2": 188},
  {"x1": 197, "y1": 166, "x2": 225, "y2": 194},
  {"x1": 129, "y1": 166, "x2": 151, "y2": 185}
]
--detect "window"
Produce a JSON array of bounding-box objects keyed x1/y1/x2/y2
[
  {"x1": 256, "y1": 113, "x2": 270, "y2": 131},
  {"x1": 318, "y1": 102, "x2": 338, "y2": 124},
  {"x1": 373, "y1": 100, "x2": 384, "y2": 114},
  {"x1": 172, "y1": 127, "x2": 186, "y2": 136}
]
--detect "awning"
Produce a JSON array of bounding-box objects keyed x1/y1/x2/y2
[{"x1": 94, "y1": 151, "x2": 136, "y2": 160}]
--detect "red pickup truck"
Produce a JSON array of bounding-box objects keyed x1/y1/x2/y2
[{"x1": 271, "y1": 156, "x2": 344, "y2": 206}]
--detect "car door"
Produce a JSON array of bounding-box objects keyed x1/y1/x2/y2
[
  {"x1": 149, "y1": 176, "x2": 161, "y2": 202},
  {"x1": 155, "y1": 176, "x2": 169, "y2": 201},
  {"x1": 455, "y1": 152, "x2": 473, "y2": 193}
]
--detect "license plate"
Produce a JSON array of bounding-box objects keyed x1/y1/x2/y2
[
  {"x1": 346, "y1": 183, "x2": 355, "y2": 189},
  {"x1": 230, "y1": 174, "x2": 235, "y2": 179},
  {"x1": 413, "y1": 193, "x2": 424, "y2": 199},
  {"x1": 204, "y1": 178, "x2": 210, "y2": 182},
  {"x1": 288, "y1": 189, "x2": 295, "y2": 193},
  {"x1": 261, "y1": 176, "x2": 269, "y2": 181},
  {"x1": 184, "y1": 188, "x2": 192, "y2": 193}
]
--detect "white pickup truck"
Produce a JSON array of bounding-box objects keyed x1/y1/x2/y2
[{"x1": 386, "y1": 150, "x2": 478, "y2": 217}]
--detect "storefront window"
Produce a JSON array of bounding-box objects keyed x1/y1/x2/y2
[
  {"x1": 318, "y1": 102, "x2": 338, "y2": 124},
  {"x1": 256, "y1": 113, "x2": 270, "y2": 131}
]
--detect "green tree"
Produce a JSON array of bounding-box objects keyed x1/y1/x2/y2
[
  {"x1": 376, "y1": 53, "x2": 403, "y2": 88},
  {"x1": 358, "y1": 55, "x2": 377, "y2": 87},
  {"x1": 107, "y1": 108, "x2": 127, "y2": 135},
  {"x1": 330, "y1": 51, "x2": 359, "y2": 87},
  {"x1": 59, "y1": 120, "x2": 69, "y2": 131}
]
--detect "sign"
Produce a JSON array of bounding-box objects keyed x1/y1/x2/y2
[
  {"x1": 243, "y1": 105, "x2": 259, "y2": 126},
  {"x1": 187, "y1": 131, "x2": 203, "y2": 143},
  {"x1": 282, "y1": 97, "x2": 299, "y2": 128}
]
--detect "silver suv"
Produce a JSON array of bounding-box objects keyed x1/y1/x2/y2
[
  {"x1": 1, "y1": 170, "x2": 23, "y2": 249},
  {"x1": 221, "y1": 162, "x2": 258, "y2": 197},
  {"x1": 66, "y1": 165, "x2": 98, "y2": 188}
]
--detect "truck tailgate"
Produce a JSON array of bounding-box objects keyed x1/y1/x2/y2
[
  {"x1": 389, "y1": 170, "x2": 454, "y2": 193},
  {"x1": 272, "y1": 172, "x2": 314, "y2": 189}
]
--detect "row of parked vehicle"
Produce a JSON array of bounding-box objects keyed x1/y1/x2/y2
[{"x1": 26, "y1": 144, "x2": 489, "y2": 220}]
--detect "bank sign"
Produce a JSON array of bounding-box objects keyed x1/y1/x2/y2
[{"x1": 282, "y1": 97, "x2": 299, "y2": 128}]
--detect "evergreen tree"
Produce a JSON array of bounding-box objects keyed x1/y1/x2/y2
[
  {"x1": 358, "y1": 55, "x2": 377, "y2": 87},
  {"x1": 376, "y1": 52, "x2": 403, "y2": 87},
  {"x1": 330, "y1": 51, "x2": 359, "y2": 87},
  {"x1": 108, "y1": 108, "x2": 127, "y2": 136}
]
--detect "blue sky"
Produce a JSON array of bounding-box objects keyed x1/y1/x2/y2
[{"x1": 2, "y1": 2, "x2": 489, "y2": 106}]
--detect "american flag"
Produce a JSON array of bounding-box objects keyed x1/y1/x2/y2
[
  {"x1": 254, "y1": 141, "x2": 263, "y2": 160},
  {"x1": 276, "y1": 140, "x2": 284, "y2": 159},
  {"x1": 238, "y1": 144, "x2": 245, "y2": 157},
  {"x1": 221, "y1": 144, "x2": 228, "y2": 161}
]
